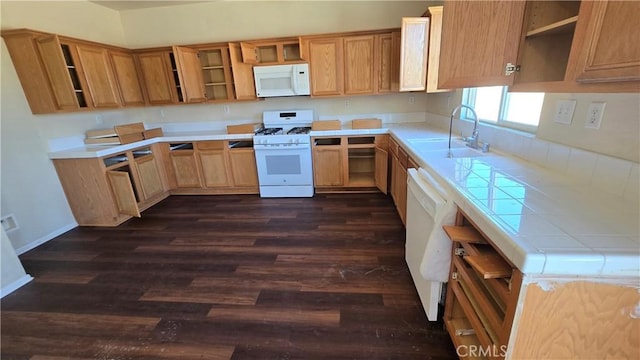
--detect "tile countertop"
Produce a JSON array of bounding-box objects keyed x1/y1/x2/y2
[
  {"x1": 387, "y1": 123, "x2": 639, "y2": 278},
  {"x1": 48, "y1": 122, "x2": 639, "y2": 278}
]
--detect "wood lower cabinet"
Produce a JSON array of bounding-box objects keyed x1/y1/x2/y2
[
  {"x1": 443, "y1": 211, "x2": 522, "y2": 358},
  {"x1": 167, "y1": 143, "x2": 203, "y2": 188},
  {"x1": 312, "y1": 135, "x2": 388, "y2": 193},
  {"x1": 163, "y1": 140, "x2": 259, "y2": 194},
  {"x1": 197, "y1": 141, "x2": 232, "y2": 187},
  {"x1": 52, "y1": 145, "x2": 168, "y2": 226},
  {"x1": 228, "y1": 145, "x2": 259, "y2": 188},
  {"x1": 313, "y1": 139, "x2": 345, "y2": 187},
  {"x1": 443, "y1": 209, "x2": 638, "y2": 359},
  {"x1": 389, "y1": 137, "x2": 419, "y2": 225}
]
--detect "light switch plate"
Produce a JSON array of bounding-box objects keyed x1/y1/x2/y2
[
  {"x1": 585, "y1": 102, "x2": 606, "y2": 129},
  {"x1": 553, "y1": 100, "x2": 577, "y2": 125}
]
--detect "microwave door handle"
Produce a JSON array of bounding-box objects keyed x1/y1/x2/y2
[{"x1": 291, "y1": 67, "x2": 299, "y2": 94}]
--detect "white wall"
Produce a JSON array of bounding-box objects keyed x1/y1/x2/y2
[
  {"x1": 435, "y1": 90, "x2": 640, "y2": 163},
  {"x1": 1, "y1": 227, "x2": 31, "y2": 297},
  {"x1": 0, "y1": 0, "x2": 126, "y2": 250},
  {"x1": 118, "y1": 1, "x2": 431, "y2": 47}
]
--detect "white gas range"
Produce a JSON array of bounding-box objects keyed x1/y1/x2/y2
[{"x1": 253, "y1": 110, "x2": 314, "y2": 198}]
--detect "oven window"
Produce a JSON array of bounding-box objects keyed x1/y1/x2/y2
[{"x1": 266, "y1": 155, "x2": 301, "y2": 175}]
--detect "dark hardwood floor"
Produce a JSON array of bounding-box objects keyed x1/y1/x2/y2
[{"x1": 1, "y1": 194, "x2": 457, "y2": 360}]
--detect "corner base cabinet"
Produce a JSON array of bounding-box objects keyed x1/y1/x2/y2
[
  {"x1": 53, "y1": 144, "x2": 169, "y2": 226},
  {"x1": 443, "y1": 209, "x2": 639, "y2": 359}
]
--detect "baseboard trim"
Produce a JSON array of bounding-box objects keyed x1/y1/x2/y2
[
  {"x1": 15, "y1": 222, "x2": 77, "y2": 255},
  {"x1": 0, "y1": 274, "x2": 33, "y2": 298}
]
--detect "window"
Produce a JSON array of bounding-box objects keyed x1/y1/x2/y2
[{"x1": 461, "y1": 87, "x2": 545, "y2": 132}]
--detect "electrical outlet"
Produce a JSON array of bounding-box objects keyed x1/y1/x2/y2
[
  {"x1": 95, "y1": 114, "x2": 103, "y2": 124},
  {"x1": 160, "y1": 109, "x2": 165, "y2": 118},
  {"x1": 345, "y1": 100, "x2": 350, "y2": 108},
  {"x1": 585, "y1": 102, "x2": 606, "y2": 129},
  {"x1": 553, "y1": 100, "x2": 576, "y2": 125},
  {"x1": 409, "y1": 96, "x2": 415, "y2": 104},
  {"x1": 224, "y1": 105, "x2": 230, "y2": 114},
  {"x1": 1, "y1": 214, "x2": 19, "y2": 233}
]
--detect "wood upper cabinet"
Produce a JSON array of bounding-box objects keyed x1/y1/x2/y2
[
  {"x1": 172, "y1": 46, "x2": 207, "y2": 103},
  {"x1": 304, "y1": 31, "x2": 400, "y2": 97},
  {"x1": 239, "y1": 40, "x2": 303, "y2": 65},
  {"x1": 399, "y1": 17, "x2": 430, "y2": 91},
  {"x1": 75, "y1": 44, "x2": 121, "y2": 108},
  {"x1": 306, "y1": 37, "x2": 344, "y2": 96},
  {"x1": 2, "y1": 29, "x2": 150, "y2": 113},
  {"x1": 198, "y1": 47, "x2": 235, "y2": 102},
  {"x1": 110, "y1": 50, "x2": 145, "y2": 107},
  {"x1": 135, "y1": 51, "x2": 179, "y2": 105},
  {"x1": 377, "y1": 32, "x2": 400, "y2": 93},
  {"x1": 344, "y1": 35, "x2": 376, "y2": 95},
  {"x1": 438, "y1": 1, "x2": 526, "y2": 89},
  {"x1": 573, "y1": 0, "x2": 640, "y2": 83},
  {"x1": 439, "y1": 0, "x2": 639, "y2": 92},
  {"x1": 228, "y1": 43, "x2": 257, "y2": 100},
  {"x1": 35, "y1": 35, "x2": 86, "y2": 110}
]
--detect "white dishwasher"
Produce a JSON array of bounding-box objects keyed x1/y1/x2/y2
[{"x1": 405, "y1": 167, "x2": 456, "y2": 321}]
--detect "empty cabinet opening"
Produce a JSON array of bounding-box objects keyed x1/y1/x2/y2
[
  {"x1": 283, "y1": 43, "x2": 301, "y2": 61},
  {"x1": 314, "y1": 138, "x2": 341, "y2": 146},
  {"x1": 103, "y1": 154, "x2": 128, "y2": 168},
  {"x1": 228, "y1": 140, "x2": 254, "y2": 149},
  {"x1": 132, "y1": 147, "x2": 152, "y2": 158},
  {"x1": 169, "y1": 143, "x2": 194, "y2": 151},
  {"x1": 348, "y1": 136, "x2": 375, "y2": 145},
  {"x1": 348, "y1": 147, "x2": 375, "y2": 186}
]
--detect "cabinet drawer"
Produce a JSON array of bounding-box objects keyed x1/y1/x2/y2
[
  {"x1": 197, "y1": 140, "x2": 225, "y2": 150},
  {"x1": 389, "y1": 137, "x2": 399, "y2": 157},
  {"x1": 398, "y1": 147, "x2": 408, "y2": 167},
  {"x1": 444, "y1": 209, "x2": 523, "y2": 354}
]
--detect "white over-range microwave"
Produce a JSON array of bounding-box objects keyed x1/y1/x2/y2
[{"x1": 253, "y1": 64, "x2": 310, "y2": 98}]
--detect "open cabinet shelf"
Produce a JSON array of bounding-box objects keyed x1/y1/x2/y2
[{"x1": 526, "y1": 15, "x2": 578, "y2": 38}]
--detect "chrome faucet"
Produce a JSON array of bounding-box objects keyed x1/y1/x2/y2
[{"x1": 448, "y1": 104, "x2": 486, "y2": 157}]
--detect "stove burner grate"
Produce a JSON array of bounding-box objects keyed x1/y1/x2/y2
[{"x1": 287, "y1": 127, "x2": 312, "y2": 135}]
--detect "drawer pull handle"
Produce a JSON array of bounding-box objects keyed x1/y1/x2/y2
[{"x1": 455, "y1": 328, "x2": 476, "y2": 336}]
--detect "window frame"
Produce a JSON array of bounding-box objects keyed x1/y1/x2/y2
[{"x1": 461, "y1": 87, "x2": 542, "y2": 133}]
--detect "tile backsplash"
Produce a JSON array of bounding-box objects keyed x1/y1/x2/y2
[{"x1": 425, "y1": 113, "x2": 640, "y2": 202}]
